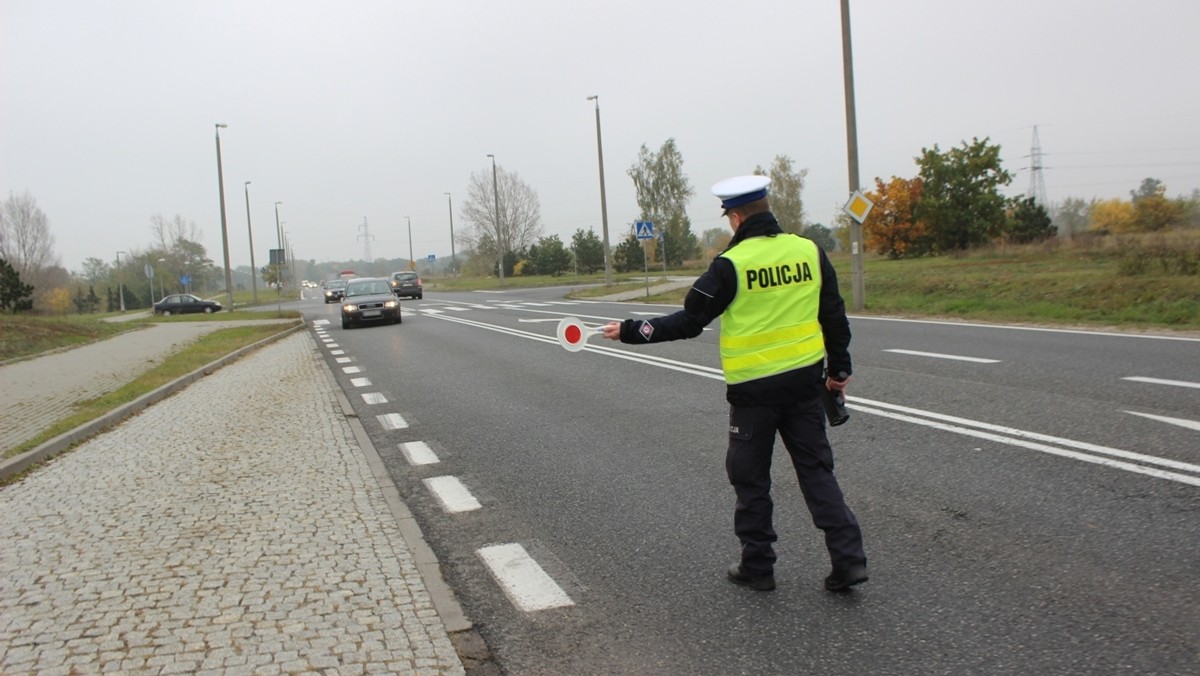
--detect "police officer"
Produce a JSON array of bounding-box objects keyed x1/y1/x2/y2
[{"x1": 601, "y1": 175, "x2": 867, "y2": 592}]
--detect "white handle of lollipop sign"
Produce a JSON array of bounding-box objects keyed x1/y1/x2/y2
[{"x1": 556, "y1": 316, "x2": 603, "y2": 352}]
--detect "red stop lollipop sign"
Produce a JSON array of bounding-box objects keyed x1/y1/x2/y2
[{"x1": 556, "y1": 316, "x2": 600, "y2": 352}]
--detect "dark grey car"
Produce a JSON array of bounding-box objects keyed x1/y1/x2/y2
[
  {"x1": 153, "y1": 293, "x2": 222, "y2": 316},
  {"x1": 389, "y1": 271, "x2": 423, "y2": 299},
  {"x1": 340, "y1": 277, "x2": 401, "y2": 328},
  {"x1": 323, "y1": 279, "x2": 347, "y2": 304}
]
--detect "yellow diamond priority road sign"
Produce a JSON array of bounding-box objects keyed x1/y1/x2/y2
[{"x1": 843, "y1": 191, "x2": 874, "y2": 223}]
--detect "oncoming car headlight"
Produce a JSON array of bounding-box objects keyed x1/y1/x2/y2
[
  {"x1": 384, "y1": 300, "x2": 398, "y2": 308},
  {"x1": 342, "y1": 304, "x2": 358, "y2": 312}
]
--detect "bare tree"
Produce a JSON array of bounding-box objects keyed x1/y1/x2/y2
[
  {"x1": 459, "y1": 164, "x2": 543, "y2": 263},
  {"x1": 150, "y1": 213, "x2": 203, "y2": 253},
  {"x1": 1, "y1": 191, "x2": 60, "y2": 279}
]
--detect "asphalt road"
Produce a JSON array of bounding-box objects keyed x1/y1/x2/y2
[{"x1": 299, "y1": 287, "x2": 1200, "y2": 675}]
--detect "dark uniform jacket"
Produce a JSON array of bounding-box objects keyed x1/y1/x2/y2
[{"x1": 616, "y1": 211, "x2": 852, "y2": 407}]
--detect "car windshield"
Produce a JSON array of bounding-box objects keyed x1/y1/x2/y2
[
  {"x1": 346, "y1": 281, "x2": 390, "y2": 297},
  {"x1": 326, "y1": 281, "x2": 346, "y2": 289},
  {"x1": 395, "y1": 273, "x2": 417, "y2": 281}
]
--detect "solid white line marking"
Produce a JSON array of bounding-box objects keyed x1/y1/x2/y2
[
  {"x1": 423, "y1": 475, "x2": 482, "y2": 513},
  {"x1": 884, "y1": 349, "x2": 1000, "y2": 363},
  {"x1": 1124, "y1": 411, "x2": 1200, "y2": 432},
  {"x1": 342, "y1": 366, "x2": 363, "y2": 374},
  {"x1": 477, "y1": 543, "x2": 574, "y2": 612},
  {"x1": 855, "y1": 315, "x2": 1200, "y2": 342},
  {"x1": 350, "y1": 377, "x2": 371, "y2": 387},
  {"x1": 1122, "y1": 376, "x2": 1200, "y2": 390},
  {"x1": 400, "y1": 441, "x2": 439, "y2": 465},
  {"x1": 422, "y1": 309, "x2": 445, "y2": 315},
  {"x1": 377, "y1": 413, "x2": 408, "y2": 430},
  {"x1": 335, "y1": 357, "x2": 352, "y2": 364},
  {"x1": 446, "y1": 306, "x2": 471, "y2": 311},
  {"x1": 631, "y1": 312, "x2": 661, "y2": 316},
  {"x1": 362, "y1": 393, "x2": 387, "y2": 405}
]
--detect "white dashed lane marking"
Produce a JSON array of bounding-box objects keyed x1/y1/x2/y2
[
  {"x1": 362, "y1": 393, "x2": 387, "y2": 405},
  {"x1": 400, "y1": 441, "x2": 439, "y2": 465},
  {"x1": 377, "y1": 413, "x2": 408, "y2": 430},
  {"x1": 477, "y1": 543, "x2": 574, "y2": 612},
  {"x1": 1122, "y1": 376, "x2": 1200, "y2": 390},
  {"x1": 1123, "y1": 411, "x2": 1200, "y2": 432},
  {"x1": 350, "y1": 377, "x2": 371, "y2": 387},
  {"x1": 423, "y1": 476, "x2": 482, "y2": 513},
  {"x1": 342, "y1": 366, "x2": 363, "y2": 374},
  {"x1": 884, "y1": 349, "x2": 1001, "y2": 364}
]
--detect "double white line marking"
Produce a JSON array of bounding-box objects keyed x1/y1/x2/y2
[
  {"x1": 428, "y1": 313, "x2": 1200, "y2": 488},
  {"x1": 850, "y1": 398, "x2": 1200, "y2": 487}
]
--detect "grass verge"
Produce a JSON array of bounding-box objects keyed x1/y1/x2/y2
[
  {"x1": 0, "y1": 315, "x2": 148, "y2": 363},
  {"x1": 2, "y1": 322, "x2": 299, "y2": 466}
]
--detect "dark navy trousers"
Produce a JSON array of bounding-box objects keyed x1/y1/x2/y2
[{"x1": 726, "y1": 398, "x2": 866, "y2": 574}]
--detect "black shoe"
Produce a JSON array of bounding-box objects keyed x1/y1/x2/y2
[
  {"x1": 824, "y1": 564, "x2": 868, "y2": 592},
  {"x1": 727, "y1": 564, "x2": 776, "y2": 591}
]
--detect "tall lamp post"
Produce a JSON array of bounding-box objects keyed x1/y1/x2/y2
[
  {"x1": 486, "y1": 154, "x2": 504, "y2": 285},
  {"x1": 444, "y1": 192, "x2": 457, "y2": 277},
  {"x1": 840, "y1": 0, "x2": 865, "y2": 311},
  {"x1": 406, "y1": 216, "x2": 414, "y2": 270},
  {"x1": 214, "y1": 123, "x2": 234, "y2": 311},
  {"x1": 587, "y1": 95, "x2": 613, "y2": 286},
  {"x1": 244, "y1": 181, "x2": 259, "y2": 303},
  {"x1": 116, "y1": 250, "x2": 126, "y2": 312},
  {"x1": 273, "y1": 201, "x2": 283, "y2": 294},
  {"x1": 157, "y1": 258, "x2": 167, "y2": 300}
]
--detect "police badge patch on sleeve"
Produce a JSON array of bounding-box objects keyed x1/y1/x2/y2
[{"x1": 638, "y1": 321, "x2": 654, "y2": 340}]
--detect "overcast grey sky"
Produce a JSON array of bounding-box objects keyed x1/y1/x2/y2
[{"x1": 4, "y1": 0, "x2": 1199, "y2": 274}]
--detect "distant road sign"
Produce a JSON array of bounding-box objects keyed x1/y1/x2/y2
[
  {"x1": 426, "y1": 254, "x2": 436, "y2": 262},
  {"x1": 635, "y1": 221, "x2": 655, "y2": 240}
]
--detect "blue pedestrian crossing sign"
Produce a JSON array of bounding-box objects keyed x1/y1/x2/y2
[{"x1": 635, "y1": 221, "x2": 655, "y2": 240}]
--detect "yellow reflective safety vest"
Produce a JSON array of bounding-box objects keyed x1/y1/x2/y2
[{"x1": 718, "y1": 234, "x2": 825, "y2": 385}]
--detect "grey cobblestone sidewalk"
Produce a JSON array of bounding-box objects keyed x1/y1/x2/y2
[{"x1": 0, "y1": 331, "x2": 465, "y2": 674}]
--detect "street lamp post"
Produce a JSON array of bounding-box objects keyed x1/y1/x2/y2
[
  {"x1": 214, "y1": 123, "x2": 234, "y2": 311},
  {"x1": 840, "y1": 0, "x2": 865, "y2": 311},
  {"x1": 587, "y1": 95, "x2": 613, "y2": 286},
  {"x1": 280, "y1": 222, "x2": 288, "y2": 291},
  {"x1": 244, "y1": 181, "x2": 259, "y2": 303},
  {"x1": 116, "y1": 251, "x2": 126, "y2": 312},
  {"x1": 406, "y1": 216, "x2": 413, "y2": 270},
  {"x1": 444, "y1": 192, "x2": 457, "y2": 277},
  {"x1": 273, "y1": 202, "x2": 283, "y2": 295},
  {"x1": 487, "y1": 154, "x2": 504, "y2": 285},
  {"x1": 157, "y1": 258, "x2": 166, "y2": 300}
]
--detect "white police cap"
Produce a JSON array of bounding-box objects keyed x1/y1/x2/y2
[{"x1": 711, "y1": 175, "x2": 770, "y2": 211}]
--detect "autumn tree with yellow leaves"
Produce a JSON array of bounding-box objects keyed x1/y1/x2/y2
[{"x1": 863, "y1": 176, "x2": 926, "y2": 259}]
